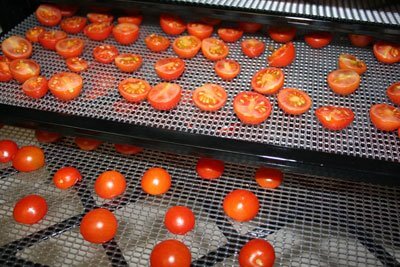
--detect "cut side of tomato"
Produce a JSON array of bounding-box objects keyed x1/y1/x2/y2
[
  {"x1": 118, "y1": 78, "x2": 151, "y2": 103},
  {"x1": 38, "y1": 30, "x2": 67, "y2": 50},
  {"x1": 315, "y1": 106, "x2": 355, "y2": 130},
  {"x1": 187, "y1": 22, "x2": 213, "y2": 40},
  {"x1": 115, "y1": 53, "x2": 142, "y2": 72},
  {"x1": 192, "y1": 83, "x2": 227, "y2": 111},
  {"x1": 112, "y1": 23, "x2": 139, "y2": 45},
  {"x1": 48, "y1": 72, "x2": 83, "y2": 101},
  {"x1": 22, "y1": 76, "x2": 48, "y2": 99},
  {"x1": 233, "y1": 92, "x2": 272, "y2": 124},
  {"x1": 277, "y1": 88, "x2": 312, "y2": 115},
  {"x1": 217, "y1": 28, "x2": 243, "y2": 43},
  {"x1": 387, "y1": 82, "x2": 400, "y2": 105},
  {"x1": 173, "y1": 35, "x2": 201, "y2": 59},
  {"x1": 327, "y1": 69, "x2": 360, "y2": 95},
  {"x1": 305, "y1": 32, "x2": 333, "y2": 48},
  {"x1": 1, "y1": 36, "x2": 32, "y2": 60},
  {"x1": 60, "y1": 16, "x2": 87, "y2": 34},
  {"x1": 348, "y1": 34, "x2": 373, "y2": 47},
  {"x1": 268, "y1": 42, "x2": 295, "y2": 67},
  {"x1": 251, "y1": 67, "x2": 284, "y2": 95},
  {"x1": 118, "y1": 15, "x2": 143, "y2": 25},
  {"x1": 148, "y1": 82, "x2": 182, "y2": 110},
  {"x1": 160, "y1": 14, "x2": 186, "y2": 35},
  {"x1": 238, "y1": 22, "x2": 262, "y2": 33},
  {"x1": 25, "y1": 26, "x2": 45, "y2": 43},
  {"x1": 373, "y1": 41, "x2": 400, "y2": 64},
  {"x1": 93, "y1": 45, "x2": 119, "y2": 64},
  {"x1": 154, "y1": 57, "x2": 185, "y2": 80},
  {"x1": 36, "y1": 4, "x2": 62, "y2": 27},
  {"x1": 0, "y1": 56, "x2": 12, "y2": 82},
  {"x1": 84, "y1": 22, "x2": 113, "y2": 41},
  {"x1": 66, "y1": 57, "x2": 88, "y2": 73},
  {"x1": 338, "y1": 54, "x2": 367, "y2": 75},
  {"x1": 214, "y1": 59, "x2": 240, "y2": 80},
  {"x1": 370, "y1": 103, "x2": 400, "y2": 131},
  {"x1": 241, "y1": 38, "x2": 265, "y2": 58},
  {"x1": 87, "y1": 13, "x2": 114, "y2": 24},
  {"x1": 145, "y1": 34, "x2": 170, "y2": 52},
  {"x1": 9, "y1": 59, "x2": 40, "y2": 83},
  {"x1": 55, "y1": 38, "x2": 85, "y2": 58},
  {"x1": 201, "y1": 38, "x2": 229, "y2": 61},
  {"x1": 268, "y1": 26, "x2": 296, "y2": 43}
]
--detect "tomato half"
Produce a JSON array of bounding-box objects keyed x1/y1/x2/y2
[
  {"x1": 75, "y1": 137, "x2": 102, "y2": 150},
  {"x1": 66, "y1": 57, "x2": 88, "y2": 73},
  {"x1": 38, "y1": 30, "x2": 67, "y2": 50},
  {"x1": 80, "y1": 208, "x2": 118, "y2": 244},
  {"x1": 315, "y1": 106, "x2": 355, "y2": 130},
  {"x1": 187, "y1": 22, "x2": 213, "y2": 40},
  {"x1": 0, "y1": 140, "x2": 18, "y2": 163},
  {"x1": 387, "y1": 82, "x2": 400, "y2": 105},
  {"x1": 148, "y1": 82, "x2": 182, "y2": 110},
  {"x1": 35, "y1": 130, "x2": 61, "y2": 143},
  {"x1": 49, "y1": 72, "x2": 83, "y2": 101},
  {"x1": 196, "y1": 157, "x2": 224, "y2": 180},
  {"x1": 25, "y1": 26, "x2": 45, "y2": 43},
  {"x1": 251, "y1": 67, "x2": 284, "y2": 95},
  {"x1": 268, "y1": 42, "x2": 296, "y2": 67},
  {"x1": 118, "y1": 15, "x2": 143, "y2": 25},
  {"x1": 238, "y1": 22, "x2": 262, "y2": 33},
  {"x1": 87, "y1": 13, "x2": 114, "y2": 24},
  {"x1": 268, "y1": 26, "x2": 296, "y2": 43},
  {"x1": 304, "y1": 32, "x2": 333, "y2": 48},
  {"x1": 338, "y1": 54, "x2": 367, "y2": 75},
  {"x1": 164, "y1": 206, "x2": 195, "y2": 235},
  {"x1": 348, "y1": 34, "x2": 373, "y2": 47},
  {"x1": 370, "y1": 104, "x2": 400, "y2": 131},
  {"x1": 118, "y1": 78, "x2": 151, "y2": 103},
  {"x1": 327, "y1": 69, "x2": 360, "y2": 95},
  {"x1": 55, "y1": 38, "x2": 85, "y2": 58},
  {"x1": 241, "y1": 38, "x2": 265, "y2": 58},
  {"x1": 217, "y1": 28, "x2": 243, "y2": 43},
  {"x1": 0, "y1": 56, "x2": 12, "y2": 82},
  {"x1": 22, "y1": 76, "x2": 48, "y2": 99},
  {"x1": 150, "y1": 240, "x2": 191, "y2": 267},
  {"x1": 192, "y1": 83, "x2": 227, "y2": 111},
  {"x1": 9, "y1": 59, "x2": 40, "y2": 83},
  {"x1": 154, "y1": 58, "x2": 185, "y2": 80},
  {"x1": 36, "y1": 4, "x2": 62, "y2": 27},
  {"x1": 373, "y1": 41, "x2": 400, "y2": 64},
  {"x1": 145, "y1": 34, "x2": 170, "y2": 52},
  {"x1": 13, "y1": 195, "x2": 48, "y2": 224},
  {"x1": 239, "y1": 239, "x2": 275, "y2": 267},
  {"x1": 95, "y1": 170, "x2": 127, "y2": 199},
  {"x1": 141, "y1": 167, "x2": 171, "y2": 195},
  {"x1": 1, "y1": 36, "x2": 32, "y2": 60},
  {"x1": 115, "y1": 53, "x2": 142, "y2": 73},
  {"x1": 255, "y1": 167, "x2": 283, "y2": 189},
  {"x1": 93, "y1": 45, "x2": 119, "y2": 64},
  {"x1": 114, "y1": 144, "x2": 143, "y2": 155},
  {"x1": 53, "y1": 166, "x2": 82, "y2": 189},
  {"x1": 223, "y1": 189, "x2": 259, "y2": 222},
  {"x1": 160, "y1": 14, "x2": 186, "y2": 35},
  {"x1": 84, "y1": 22, "x2": 113, "y2": 41},
  {"x1": 113, "y1": 23, "x2": 139, "y2": 45},
  {"x1": 201, "y1": 38, "x2": 229, "y2": 61},
  {"x1": 172, "y1": 35, "x2": 201, "y2": 59},
  {"x1": 60, "y1": 16, "x2": 87, "y2": 34},
  {"x1": 233, "y1": 92, "x2": 272, "y2": 124},
  {"x1": 214, "y1": 59, "x2": 240, "y2": 80},
  {"x1": 277, "y1": 88, "x2": 312, "y2": 115},
  {"x1": 12, "y1": 146, "x2": 45, "y2": 172}
]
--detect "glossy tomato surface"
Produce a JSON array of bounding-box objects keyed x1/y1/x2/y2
[
  {"x1": 75, "y1": 137, "x2": 102, "y2": 150},
  {"x1": 251, "y1": 67, "x2": 284, "y2": 95},
  {"x1": 214, "y1": 59, "x2": 240, "y2": 80},
  {"x1": 22, "y1": 76, "x2": 48, "y2": 99},
  {"x1": 192, "y1": 84, "x2": 227, "y2": 111},
  {"x1": 369, "y1": 104, "x2": 400, "y2": 131},
  {"x1": 277, "y1": 88, "x2": 312, "y2": 115},
  {"x1": 172, "y1": 35, "x2": 201, "y2": 59},
  {"x1": 118, "y1": 78, "x2": 150, "y2": 103},
  {"x1": 55, "y1": 38, "x2": 85, "y2": 58},
  {"x1": 268, "y1": 26, "x2": 296, "y2": 43},
  {"x1": 145, "y1": 34, "x2": 170, "y2": 52},
  {"x1": 0, "y1": 56, "x2": 12, "y2": 82},
  {"x1": 327, "y1": 69, "x2": 360, "y2": 95},
  {"x1": 160, "y1": 14, "x2": 186, "y2": 35},
  {"x1": 60, "y1": 16, "x2": 87, "y2": 34},
  {"x1": 238, "y1": 239, "x2": 275, "y2": 267},
  {"x1": 115, "y1": 53, "x2": 142, "y2": 73},
  {"x1": 338, "y1": 54, "x2": 367, "y2": 75},
  {"x1": 53, "y1": 166, "x2": 82, "y2": 189},
  {"x1": 387, "y1": 82, "x2": 400, "y2": 105},
  {"x1": 217, "y1": 28, "x2": 243, "y2": 43},
  {"x1": 95, "y1": 170, "x2": 127, "y2": 199},
  {"x1": 305, "y1": 32, "x2": 333, "y2": 48},
  {"x1": 87, "y1": 13, "x2": 114, "y2": 23},
  {"x1": 373, "y1": 41, "x2": 400, "y2": 64},
  {"x1": 112, "y1": 23, "x2": 139, "y2": 45},
  {"x1": 148, "y1": 82, "x2": 182, "y2": 110},
  {"x1": 9, "y1": 59, "x2": 40, "y2": 83},
  {"x1": 35, "y1": 130, "x2": 61, "y2": 143},
  {"x1": 49, "y1": 72, "x2": 83, "y2": 101},
  {"x1": 348, "y1": 34, "x2": 373, "y2": 47},
  {"x1": 164, "y1": 206, "x2": 195, "y2": 235},
  {"x1": 233, "y1": 92, "x2": 272, "y2": 124},
  {"x1": 255, "y1": 167, "x2": 283, "y2": 189},
  {"x1": 38, "y1": 30, "x2": 67, "y2": 50},
  {"x1": 36, "y1": 4, "x2": 62, "y2": 26},
  {"x1": 141, "y1": 167, "x2": 171, "y2": 195},
  {"x1": 316, "y1": 106, "x2": 355, "y2": 130},
  {"x1": 25, "y1": 26, "x2": 45, "y2": 43},
  {"x1": 187, "y1": 22, "x2": 213, "y2": 40},
  {"x1": 1, "y1": 36, "x2": 32, "y2": 60},
  {"x1": 268, "y1": 42, "x2": 296, "y2": 67},
  {"x1": 114, "y1": 144, "x2": 143, "y2": 155},
  {"x1": 196, "y1": 157, "x2": 224, "y2": 179},
  {"x1": 13, "y1": 195, "x2": 48, "y2": 224},
  {"x1": 0, "y1": 140, "x2": 18, "y2": 163},
  {"x1": 201, "y1": 38, "x2": 229, "y2": 61},
  {"x1": 154, "y1": 58, "x2": 185, "y2": 80},
  {"x1": 80, "y1": 208, "x2": 118, "y2": 244},
  {"x1": 241, "y1": 38, "x2": 265, "y2": 58},
  {"x1": 223, "y1": 189, "x2": 259, "y2": 222},
  {"x1": 84, "y1": 22, "x2": 113, "y2": 41},
  {"x1": 66, "y1": 57, "x2": 88, "y2": 72},
  {"x1": 12, "y1": 146, "x2": 45, "y2": 172},
  {"x1": 150, "y1": 240, "x2": 191, "y2": 267},
  {"x1": 93, "y1": 45, "x2": 119, "y2": 64}
]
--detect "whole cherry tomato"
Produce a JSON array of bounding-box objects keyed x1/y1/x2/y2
[
  {"x1": 238, "y1": 239, "x2": 275, "y2": 267},
  {"x1": 114, "y1": 144, "x2": 143, "y2": 155},
  {"x1": 12, "y1": 146, "x2": 45, "y2": 172},
  {"x1": 0, "y1": 140, "x2": 18, "y2": 163},
  {"x1": 13, "y1": 195, "x2": 48, "y2": 224},
  {"x1": 223, "y1": 189, "x2": 259, "y2": 222},
  {"x1": 141, "y1": 167, "x2": 171, "y2": 195},
  {"x1": 196, "y1": 157, "x2": 224, "y2": 180},
  {"x1": 35, "y1": 130, "x2": 61, "y2": 143},
  {"x1": 255, "y1": 167, "x2": 283, "y2": 189},
  {"x1": 94, "y1": 170, "x2": 127, "y2": 199},
  {"x1": 164, "y1": 206, "x2": 195, "y2": 235},
  {"x1": 75, "y1": 137, "x2": 102, "y2": 151},
  {"x1": 80, "y1": 208, "x2": 118, "y2": 244},
  {"x1": 150, "y1": 239, "x2": 191, "y2": 267},
  {"x1": 53, "y1": 166, "x2": 82, "y2": 190}
]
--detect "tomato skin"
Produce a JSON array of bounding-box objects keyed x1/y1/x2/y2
[
  {"x1": 118, "y1": 16, "x2": 142, "y2": 25},
  {"x1": 93, "y1": 45, "x2": 119, "y2": 64},
  {"x1": 255, "y1": 167, "x2": 283, "y2": 189},
  {"x1": 145, "y1": 34, "x2": 170, "y2": 52},
  {"x1": 154, "y1": 58, "x2": 185, "y2": 81},
  {"x1": 268, "y1": 42, "x2": 296, "y2": 67},
  {"x1": 53, "y1": 166, "x2": 82, "y2": 190},
  {"x1": 373, "y1": 41, "x2": 400, "y2": 64},
  {"x1": 150, "y1": 240, "x2": 191, "y2": 267},
  {"x1": 112, "y1": 23, "x2": 139, "y2": 45},
  {"x1": 80, "y1": 208, "x2": 118, "y2": 244},
  {"x1": 36, "y1": 5, "x2": 62, "y2": 27},
  {"x1": 95, "y1": 170, "x2": 127, "y2": 199},
  {"x1": 22, "y1": 76, "x2": 48, "y2": 99},
  {"x1": 35, "y1": 130, "x2": 61, "y2": 143},
  {"x1": 238, "y1": 239, "x2": 275, "y2": 267},
  {"x1": 369, "y1": 104, "x2": 400, "y2": 131},
  {"x1": 201, "y1": 38, "x2": 229, "y2": 61},
  {"x1": 9, "y1": 59, "x2": 40, "y2": 83},
  {"x1": 12, "y1": 146, "x2": 45, "y2": 172},
  {"x1": 75, "y1": 137, "x2": 102, "y2": 151},
  {"x1": 268, "y1": 26, "x2": 296, "y2": 43},
  {"x1": 387, "y1": 82, "x2": 400, "y2": 105},
  {"x1": 115, "y1": 53, "x2": 142, "y2": 73},
  {"x1": 148, "y1": 83, "x2": 182, "y2": 111},
  {"x1": 66, "y1": 57, "x2": 88, "y2": 73},
  {"x1": 114, "y1": 144, "x2": 143, "y2": 155},
  {"x1": 60, "y1": 16, "x2": 87, "y2": 34},
  {"x1": 338, "y1": 54, "x2": 367, "y2": 75},
  {"x1": 87, "y1": 13, "x2": 114, "y2": 24},
  {"x1": 241, "y1": 38, "x2": 265, "y2": 58},
  {"x1": 172, "y1": 35, "x2": 201, "y2": 59},
  {"x1": 192, "y1": 84, "x2": 227, "y2": 111},
  {"x1": 233, "y1": 92, "x2": 272, "y2": 125},
  {"x1": 48, "y1": 72, "x2": 83, "y2": 101},
  {"x1": 187, "y1": 22, "x2": 213, "y2": 40},
  {"x1": 348, "y1": 34, "x2": 373, "y2": 47},
  {"x1": 214, "y1": 59, "x2": 240, "y2": 80},
  {"x1": 84, "y1": 23, "x2": 113, "y2": 41},
  {"x1": 217, "y1": 28, "x2": 243, "y2": 43},
  {"x1": 0, "y1": 140, "x2": 18, "y2": 163},
  {"x1": 1, "y1": 36, "x2": 33, "y2": 60},
  {"x1": 141, "y1": 167, "x2": 171, "y2": 195},
  {"x1": 118, "y1": 78, "x2": 150, "y2": 103},
  {"x1": 0, "y1": 56, "x2": 12, "y2": 82},
  {"x1": 26, "y1": 26, "x2": 45, "y2": 43},
  {"x1": 277, "y1": 88, "x2": 312, "y2": 115},
  {"x1": 38, "y1": 30, "x2": 67, "y2": 50},
  {"x1": 196, "y1": 157, "x2": 224, "y2": 180},
  {"x1": 164, "y1": 206, "x2": 195, "y2": 235},
  {"x1": 315, "y1": 106, "x2": 355, "y2": 130},
  {"x1": 56, "y1": 38, "x2": 85, "y2": 58},
  {"x1": 327, "y1": 69, "x2": 360, "y2": 96},
  {"x1": 223, "y1": 189, "x2": 259, "y2": 222},
  {"x1": 305, "y1": 32, "x2": 333, "y2": 48},
  {"x1": 238, "y1": 22, "x2": 262, "y2": 33},
  {"x1": 251, "y1": 67, "x2": 284, "y2": 95},
  {"x1": 13, "y1": 195, "x2": 48, "y2": 224},
  {"x1": 160, "y1": 14, "x2": 186, "y2": 35}
]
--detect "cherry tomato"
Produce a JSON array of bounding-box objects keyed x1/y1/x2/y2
[
  {"x1": 327, "y1": 69, "x2": 360, "y2": 95},
  {"x1": 196, "y1": 157, "x2": 224, "y2": 180},
  {"x1": 223, "y1": 189, "x2": 259, "y2": 222},
  {"x1": 268, "y1": 26, "x2": 296, "y2": 43},
  {"x1": 38, "y1": 30, "x2": 67, "y2": 50},
  {"x1": 200, "y1": 17, "x2": 221, "y2": 26},
  {"x1": 316, "y1": 106, "x2": 355, "y2": 130},
  {"x1": 75, "y1": 137, "x2": 102, "y2": 151},
  {"x1": 150, "y1": 240, "x2": 191, "y2": 267},
  {"x1": 338, "y1": 54, "x2": 367, "y2": 75},
  {"x1": 0, "y1": 56, "x2": 12, "y2": 82},
  {"x1": 49, "y1": 72, "x2": 83, "y2": 101},
  {"x1": 241, "y1": 38, "x2": 265, "y2": 58},
  {"x1": 141, "y1": 167, "x2": 171, "y2": 195},
  {"x1": 148, "y1": 82, "x2": 182, "y2": 110},
  {"x1": 60, "y1": 16, "x2": 87, "y2": 34},
  {"x1": 373, "y1": 41, "x2": 400, "y2": 64},
  {"x1": 214, "y1": 59, "x2": 240, "y2": 80},
  {"x1": 0, "y1": 140, "x2": 18, "y2": 163},
  {"x1": 35, "y1": 130, "x2": 61, "y2": 143},
  {"x1": 58, "y1": 5, "x2": 78, "y2": 17},
  {"x1": 87, "y1": 13, "x2": 114, "y2": 24},
  {"x1": 277, "y1": 88, "x2": 312, "y2": 115},
  {"x1": 114, "y1": 144, "x2": 143, "y2": 155},
  {"x1": 25, "y1": 26, "x2": 45, "y2": 43},
  {"x1": 53, "y1": 166, "x2": 82, "y2": 189},
  {"x1": 251, "y1": 67, "x2": 284, "y2": 95},
  {"x1": 12, "y1": 146, "x2": 45, "y2": 172},
  {"x1": 255, "y1": 167, "x2": 283, "y2": 189},
  {"x1": 172, "y1": 35, "x2": 201, "y2": 59},
  {"x1": 22, "y1": 76, "x2": 48, "y2": 99},
  {"x1": 192, "y1": 83, "x2": 227, "y2": 111},
  {"x1": 1, "y1": 36, "x2": 32, "y2": 60},
  {"x1": 118, "y1": 78, "x2": 150, "y2": 103},
  {"x1": 13, "y1": 195, "x2": 48, "y2": 224},
  {"x1": 118, "y1": 15, "x2": 143, "y2": 25},
  {"x1": 112, "y1": 23, "x2": 139, "y2": 45},
  {"x1": 66, "y1": 57, "x2": 89, "y2": 73},
  {"x1": 348, "y1": 34, "x2": 373, "y2": 47},
  {"x1": 370, "y1": 104, "x2": 400, "y2": 131},
  {"x1": 201, "y1": 38, "x2": 229, "y2": 61},
  {"x1": 55, "y1": 38, "x2": 85, "y2": 58},
  {"x1": 387, "y1": 82, "x2": 400, "y2": 105},
  {"x1": 217, "y1": 28, "x2": 243, "y2": 43},
  {"x1": 93, "y1": 45, "x2": 119, "y2": 64},
  {"x1": 80, "y1": 208, "x2": 118, "y2": 244},
  {"x1": 154, "y1": 58, "x2": 185, "y2": 80},
  {"x1": 268, "y1": 42, "x2": 296, "y2": 67},
  {"x1": 84, "y1": 22, "x2": 113, "y2": 41},
  {"x1": 115, "y1": 53, "x2": 142, "y2": 73},
  {"x1": 238, "y1": 22, "x2": 262, "y2": 33},
  {"x1": 145, "y1": 34, "x2": 170, "y2": 52},
  {"x1": 160, "y1": 14, "x2": 186, "y2": 35},
  {"x1": 94, "y1": 170, "x2": 126, "y2": 199},
  {"x1": 36, "y1": 4, "x2": 62, "y2": 27},
  {"x1": 9, "y1": 59, "x2": 40, "y2": 83},
  {"x1": 233, "y1": 92, "x2": 272, "y2": 125},
  {"x1": 164, "y1": 206, "x2": 195, "y2": 235},
  {"x1": 187, "y1": 22, "x2": 213, "y2": 40},
  {"x1": 238, "y1": 239, "x2": 275, "y2": 267},
  {"x1": 305, "y1": 32, "x2": 333, "y2": 48}
]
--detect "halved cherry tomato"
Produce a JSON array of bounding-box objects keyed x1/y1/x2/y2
[
  {"x1": 114, "y1": 144, "x2": 143, "y2": 155},
  {"x1": 38, "y1": 30, "x2": 67, "y2": 50},
  {"x1": 233, "y1": 92, "x2": 272, "y2": 124},
  {"x1": 22, "y1": 76, "x2": 48, "y2": 99},
  {"x1": 141, "y1": 167, "x2": 171, "y2": 195},
  {"x1": 13, "y1": 195, "x2": 48, "y2": 224},
  {"x1": 160, "y1": 14, "x2": 186, "y2": 35},
  {"x1": 1, "y1": 36, "x2": 32, "y2": 59},
  {"x1": 255, "y1": 167, "x2": 283, "y2": 189},
  {"x1": 75, "y1": 137, "x2": 102, "y2": 150},
  {"x1": 118, "y1": 15, "x2": 142, "y2": 25},
  {"x1": 58, "y1": 5, "x2": 78, "y2": 17},
  {"x1": 373, "y1": 41, "x2": 400, "y2": 64},
  {"x1": 251, "y1": 67, "x2": 284, "y2": 95},
  {"x1": 150, "y1": 240, "x2": 191, "y2": 267},
  {"x1": 115, "y1": 53, "x2": 142, "y2": 73},
  {"x1": 201, "y1": 17, "x2": 221, "y2": 26},
  {"x1": 172, "y1": 35, "x2": 201, "y2": 59},
  {"x1": 217, "y1": 28, "x2": 243, "y2": 43},
  {"x1": 214, "y1": 59, "x2": 240, "y2": 80},
  {"x1": 196, "y1": 157, "x2": 224, "y2": 179},
  {"x1": 87, "y1": 13, "x2": 114, "y2": 24},
  {"x1": 53, "y1": 166, "x2": 82, "y2": 190},
  {"x1": 118, "y1": 78, "x2": 151, "y2": 103},
  {"x1": 35, "y1": 130, "x2": 61, "y2": 143},
  {"x1": 112, "y1": 23, "x2": 139, "y2": 45},
  {"x1": 12, "y1": 146, "x2": 45, "y2": 172},
  {"x1": 36, "y1": 4, "x2": 62, "y2": 27},
  {"x1": 55, "y1": 38, "x2": 85, "y2": 58},
  {"x1": 80, "y1": 208, "x2": 118, "y2": 244},
  {"x1": 60, "y1": 16, "x2": 87, "y2": 34},
  {"x1": 66, "y1": 57, "x2": 88, "y2": 73},
  {"x1": 154, "y1": 57, "x2": 185, "y2": 80},
  {"x1": 187, "y1": 22, "x2": 213, "y2": 40},
  {"x1": 348, "y1": 34, "x2": 373, "y2": 47},
  {"x1": 268, "y1": 26, "x2": 296, "y2": 43},
  {"x1": 93, "y1": 45, "x2": 119, "y2": 64},
  {"x1": 239, "y1": 239, "x2": 275, "y2": 267},
  {"x1": 201, "y1": 38, "x2": 229, "y2": 61},
  {"x1": 305, "y1": 32, "x2": 333, "y2": 48},
  {"x1": 148, "y1": 82, "x2": 182, "y2": 110},
  {"x1": 338, "y1": 54, "x2": 367, "y2": 75},
  {"x1": 0, "y1": 56, "x2": 12, "y2": 82},
  {"x1": 0, "y1": 140, "x2": 18, "y2": 163},
  {"x1": 95, "y1": 170, "x2": 126, "y2": 199},
  {"x1": 238, "y1": 22, "x2": 262, "y2": 33},
  {"x1": 25, "y1": 26, "x2": 45, "y2": 43},
  {"x1": 316, "y1": 106, "x2": 355, "y2": 130},
  {"x1": 268, "y1": 42, "x2": 296, "y2": 67},
  {"x1": 223, "y1": 189, "x2": 259, "y2": 222},
  {"x1": 370, "y1": 104, "x2": 400, "y2": 131},
  {"x1": 49, "y1": 72, "x2": 83, "y2": 101},
  {"x1": 164, "y1": 206, "x2": 195, "y2": 235},
  {"x1": 277, "y1": 88, "x2": 312, "y2": 115},
  {"x1": 241, "y1": 38, "x2": 265, "y2": 58},
  {"x1": 145, "y1": 34, "x2": 170, "y2": 52},
  {"x1": 84, "y1": 22, "x2": 113, "y2": 41},
  {"x1": 192, "y1": 84, "x2": 227, "y2": 111},
  {"x1": 327, "y1": 69, "x2": 360, "y2": 95},
  {"x1": 9, "y1": 59, "x2": 40, "y2": 83},
  {"x1": 387, "y1": 82, "x2": 400, "y2": 105}
]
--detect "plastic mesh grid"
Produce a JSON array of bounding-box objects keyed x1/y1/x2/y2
[
  {"x1": 0, "y1": 125, "x2": 399, "y2": 266},
  {"x1": 0, "y1": 14, "x2": 399, "y2": 162}
]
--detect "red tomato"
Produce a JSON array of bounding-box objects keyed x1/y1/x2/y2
[
  {"x1": 373, "y1": 41, "x2": 400, "y2": 64},
  {"x1": 25, "y1": 26, "x2": 45, "y2": 43},
  {"x1": 87, "y1": 13, "x2": 114, "y2": 24},
  {"x1": 55, "y1": 38, "x2": 85, "y2": 58},
  {"x1": 112, "y1": 23, "x2": 139, "y2": 45},
  {"x1": 9, "y1": 59, "x2": 40, "y2": 83},
  {"x1": 13, "y1": 195, "x2": 48, "y2": 224},
  {"x1": 38, "y1": 30, "x2": 67, "y2": 50},
  {"x1": 251, "y1": 67, "x2": 284, "y2": 95},
  {"x1": 160, "y1": 14, "x2": 186, "y2": 35},
  {"x1": 370, "y1": 104, "x2": 400, "y2": 131},
  {"x1": 238, "y1": 239, "x2": 275, "y2": 267},
  {"x1": 95, "y1": 170, "x2": 126, "y2": 199},
  {"x1": 217, "y1": 28, "x2": 243, "y2": 43},
  {"x1": 0, "y1": 56, "x2": 12, "y2": 82},
  {"x1": 148, "y1": 82, "x2": 182, "y2": 110},
  {"x1": 60, "y1": 16, "x2": 87, "y2": 34},
  {"x1": 0, "y1": 140, "x2": 18, "y2": 163},
  {"x1": 214, "y1": 59, "x2": 240, "y2": 80},
  {"x1": 387, "y1": 82, "x2": 400, "y2": 105},
  {"x1": 338, "y1": 54, "x2": 367, "y2": 75},
  {"x1": 305, "y1": 32, "x2": 333, "y2": 48},
  {"x1": 327, "y1": 69, "x2": 360, "y2": 95},
  {"x1": 115, "y1": 53, "x2": 142, "y2": 73},
  {"x1": 114, "y1": 144, "x2": 143, "y2": 155},
  {"x1": 84, "y1": 22, "x2": 113, "y2": 41},
  {"x1": 348, "y1": 34, "x2": 373, "y2": 47},
  {"x1": 154, "y1": 58, "x2": 185, "y2": 80},
  {"x1": 58, "y1": 5, "x2": 78, "y2": 17},
  {"x1": 238, "y1": 22, "x2": 262, "y2": 33},
  {"x1": 12, "y1": 146, "x2": 45, "y2": 172},
  {"x1": 118, "y1": 15, "x2": 142, "y2": 25},
  {"x1": 141, "y1": 167, "x2": 171, "y2": 195},
  {"x1": 80, "y1": 208, "x2": 118, "y2": 244},
  {"x1": 35, "y1": 130, "x2": 61, "y2": 143},
  {"x1": 268, "y1": 26, "x2": 296, "y2": 43},
  {"x1": 118, "y1": 78, "x2": 151, "y2": 103},
  {"x1": 75, "y1": 137, "x2": 102, "y2": 151},
  {"x1": 1, "y1": 36, "x2": 32, "y2": 60},
  {"x1": 277, "y1": 88, "x2": 312, "y2": 115},
  {"x1": 192, "y1": 84, "x2": 227, "y2": 111},
  {"x1": 36, "y1": 4, "x2": 62, "y2": 27},
  {"x1": 241, "y1": 38, "x2": 265, "y2": 58},
  {"x1": 233, "y1": 92, "x2": 272, "y2": 124},
  {"x1": 316, "y1": 106, "x2": 355, "y2": 130},
  {"x1": 164, "y1": 206, "x2": 195, "y2": 235},
  {"x1": 201, "y1": 38, "x2": 229, "y2": 61},
  {"x1": 150, "y1": 240, "x2": 191, "y2": 267},
  {"x1": 187, "y1": 22, "x2": 213, "y2": 40},
  {"x1": 255, "y1": 167, "x2": 283, "y2": 189},
  {"x1": 93, "y1": 45, "x2": 119, "y2": 64},
  {"x1": 172, "y1": 35, "x2": 201, "y2": 59},
  {"x1": 145, "y1": 34, "x2": 170, "y2": 52},
  {"x1": 53, "y1": 166, "x2": 82, "y2": 190},
  {"x1": 268, "y1": 42, "x2": 296, "y2": 67},
  {"x1": 66, "y1": 57, "x2": 88, "y2": 73},
  {"x1": 49, "y1": 72, "x2": 83, "y2": 101},
  {"x1": 223, "y1": 189, "x2": 259, "y2": 222},
  {"x1": 196, "y1": 157, "x2": 224, "y2": 180},
  {"x1": 22, "y1": 76, "x2": 48, "y2": 99}
]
